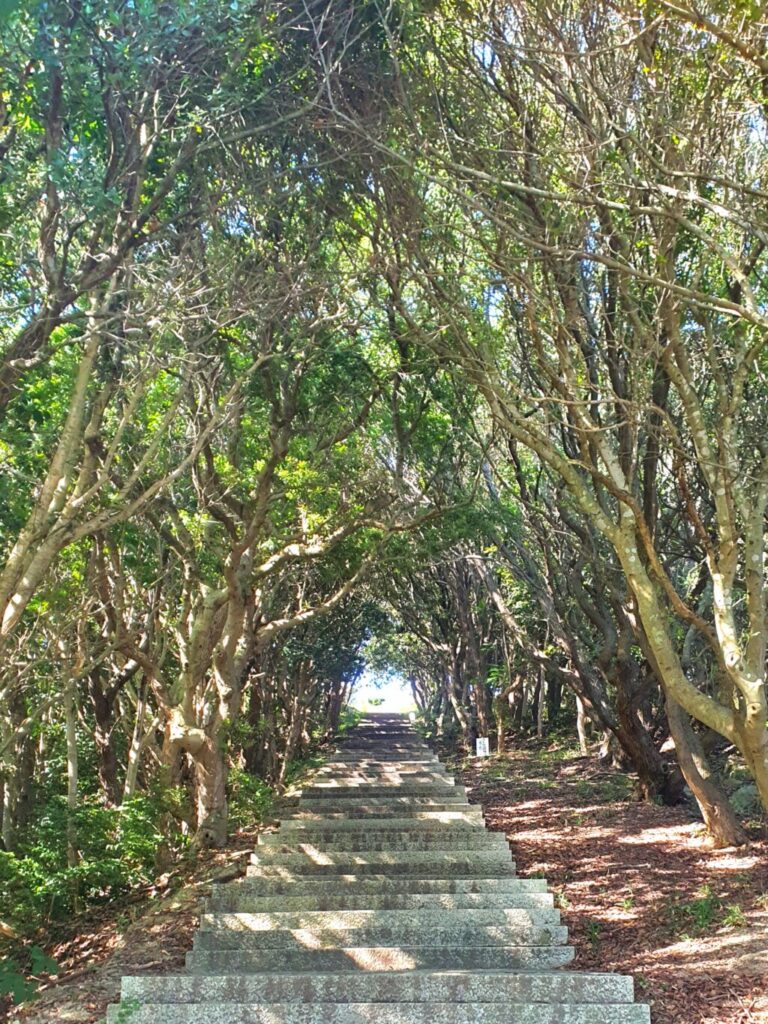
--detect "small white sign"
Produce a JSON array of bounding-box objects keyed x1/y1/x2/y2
[{"x1": 475, "y1": 736, "x2": 490, "y2": 757}]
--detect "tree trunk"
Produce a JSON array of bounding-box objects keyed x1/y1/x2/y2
[
  {"x1": 88, "y1": 671, "x2": 121, "y2": 805},
  {"x1": 326, "y1": 681, "x2": 344, "y2": 738},
  {"x1": 547, "y1": 676, "x2": 562, "y2": 727},
  {"x1": 736, "y1": 720, "x2": 768, "y2": 813},
  {"x1": 474, "y1": 682, "x2": 493, "y2": 740},
  {"x1": 667, "y1": 698, "x2": 747, "y2": 848},
  {"x1": 536, "y1": 666, "x2": 546, "y2": 738},
  {"x1": 576, "y1": 696, "x2": 589, "y2": 755},
  {"x1": 279, "y1": 689, "x2": 305, "y2": 788},
  {"x1": 517, "y1": 679, "x2": 529, "y2": 731},
  {"x1": 163, "y1": 707, "x2": 229, "y2": 848},
  {"x1": 494, "y1": 684, "x2": 515, "y2": 754},
  {"x1": 123, "y1": 683, "x2": 161, "y2": 801},
  {"x1": 447, "y1": 683, "x2": 473, "y2": 749},
  {"x1": 1, "y1": 770, "x2": 18, "y2": 852},
  {"x1": 614, "y1": 683, "x2": 685, "y2": 804},
  {"x1": 0, "y1": 731, "x2": 36, "y2": 852},
  {"x1": 15, "y1": 736, "x2": 35, "y2": 832},
  {"x1": 193, "y1": 737, "x2": 228, "y2": 848},
  {"x1": 64, "y1": 682, "x2": 79, "y2": 869}
]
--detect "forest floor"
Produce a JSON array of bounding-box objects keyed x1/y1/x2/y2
[
  {"x1": 455, "y1": 740, "x2": 768, "y2": 1024},
  {"x1": 4, "y1": 742, "x2": 766, "y2": 1024}
]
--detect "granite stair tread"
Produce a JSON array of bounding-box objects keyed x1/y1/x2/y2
[{"x1": 107, "y1": 712, "x2": 650, "y2": 1024}]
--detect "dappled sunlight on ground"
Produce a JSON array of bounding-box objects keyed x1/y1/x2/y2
[{"x1": 457, "y1": 741, "x2": 768, "y2": 1024}]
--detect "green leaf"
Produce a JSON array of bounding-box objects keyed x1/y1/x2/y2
[{"x1": 29, "y1": 945, "x2": 59, "y2": 976}]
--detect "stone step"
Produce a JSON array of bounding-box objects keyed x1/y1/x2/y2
[
  {"x1": 339, "y1": 728, "x2": 419, "y2": 735},
  {"x1": 185, "y1": 944, "x2": 575, "y2": 974},
  {"x1": 299, "y1": 784, "x2": 464, "y2": 798},
  {"x1": 207, "y1": 891, "x2": 556, "y2": 913},
  {"x1": 294, "y1": 797, "x2": 472, "y2": 810},
  {"x1": 256, "y1": 834, "x2": 507, "y2": 851},
  {"x1": 228, "y1": 876, "x2": 545, "y2": 896},
  {"x1": 320, "y1": 760, "x2": 444, "y2": 768},
  {"x1": 262, "y1": 823, "x2": 493, "y2": 836},
  {"x1": 338, "y1": 732, "x2": 427, "y2": 738},
  {"x1": 334, "y1": 746, "x2": 432, "y2": 754},
  {"x1": 107, "y1": 715, "x2": 648, "y2": 1024},
  {"x1": 340, "y1": 726, "x2": 420, "y2": 731},
  {"x1": 247, "y1": 851, "x2": 516, "y2": 877},
  {"x1": 120, "y1": 970, "x2": 636, "y2": 1004},
  {"x1": 194, "y1": 922, "x2": 568, "y2": 949},
  {"x1": 332, "y1": 752, "x2": 433, "y2": 760},
  {"x1": 107, "y1": 1003, "x2": 650, "y2": 1024},
  {"x1": 200, "y1": 908, "x2": 561, "y2": 931},
  {"x1": 313, "y1": 770, "x2": 449, "y2": 780},
  {"x1": 279, "y1": 811, "x2": 485, "y2": 827},
  {"x1": 309, "y1": 775, "x2": 453, "y2": 786},
  {"x1": 332, "y1": 741, "x2": 431, "y2": 749},
  {"x1": 301, "y1": 786, "x2": 466, "y2": 802},
  {"x1": 317, "y1": 763, "x2": 447, "y2": 773},
  {"x1": 328, "y1": 754, "x2": 440, "y2": 763},
  {"x1": 333, "y1": 735, "x2": 428, "y2": 741},
  {"x1": 281, "y1": 813, "x2": 484, "y2": 824},
  {"x1": 271, "y1": 825, "x2": 488, "y2": 838}
]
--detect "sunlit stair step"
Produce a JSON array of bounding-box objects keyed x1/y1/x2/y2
[
  {"x1": 225, "y1": 876, "x2": 545, "y2": 897},
  {"x1": 185, "y1": 943, "x2": 576, "y2": 973},
  {"x1": 270, "y1": 824, "x2": 489, "y2": 838},
  {"x1": 313, "y1": 770, "x2": 448, "y2": 774},
  {"x1": 299, "y1": 785, "x2": 464, "y2": 798},
  {"x1": 313, "y1": 773, "x2": 449, "y2": 783},
  {"x1": 319, "y1": 760, "x2": 445, "y2": 768},
  {"x1": 328, "y1": 754, "x2": 441, "y2": 763},
  {"x1": 293, "y1": 796, "x2": 472, "y2": 810},
  {"x1": 256, "y1": 834, "x2": 507, "y2": 851},
  {"x1": 206, "y1": 891, "x2": 556, "y2": 913},
  {"x1": 193, "y1": 922, "x2": 567, "y2": 949},
  {"x1": 246, "y1": 851, "x2": 516, "y2": 877},
  {"x1": 119, "y1": 970, "x2": 637, "y2": 1004},
  {"x1": 340, "y1": 728, "x2": 419, "y2": 736},
  {"x1": 278, "y1": 811, "x2": 484, "y2": 827},
  {"x1": 199, "y1": 908, "x2": 561, "y2": 931},
  {"x1": 333, "y1": 747, "x2": 433, "y2": 755},
  {"x1": 313, "y1": 770, "x2": 450, "y2": 781}
]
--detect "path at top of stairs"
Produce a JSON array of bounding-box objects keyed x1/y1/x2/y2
[{"x1": 106, "y1": 712, "x2": 651, "y2": 1023}]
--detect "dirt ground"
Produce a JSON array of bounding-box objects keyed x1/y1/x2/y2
[
  {"x1": 4, "y1": 744, "x2": 767, "y2": 1024},
  {"x1": 456, "y1": 742, "x2": 768, "y2": 1024}
]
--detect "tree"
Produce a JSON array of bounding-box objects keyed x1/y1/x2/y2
[{"x1": 339, "y1": 0, "x2": 768, "y2": 832}]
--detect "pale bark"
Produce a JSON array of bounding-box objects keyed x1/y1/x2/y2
[
  {"x1": 123, "y1": 686, "x2": 161, "y2": 802},
  {"x1": 576, "y1": 696, "x2": 589, "y2": 756}
]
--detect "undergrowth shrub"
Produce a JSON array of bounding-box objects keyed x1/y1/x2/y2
[
  {"x1": 2, "y1": 793, "x2": 175, "y2": 940},
  {"x1": 228, "y1": 765, "x2": 275, "y2": 829}
]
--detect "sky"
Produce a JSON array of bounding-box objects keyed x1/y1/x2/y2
[{"x1": 350, "y1": 670, "x2": 416, "y2": 713}]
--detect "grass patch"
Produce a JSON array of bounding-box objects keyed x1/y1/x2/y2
[{"x1": 666, "y1": 885, "x2": 748, "y2": 939}]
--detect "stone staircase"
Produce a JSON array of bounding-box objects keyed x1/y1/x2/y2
[{"x1": 107, "y1": 712, "x2": 650, "y2": 1022}]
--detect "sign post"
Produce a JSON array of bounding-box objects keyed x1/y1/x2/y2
[{"x1": 475, "y1": 736, "x2": 490, "y2": 757}]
